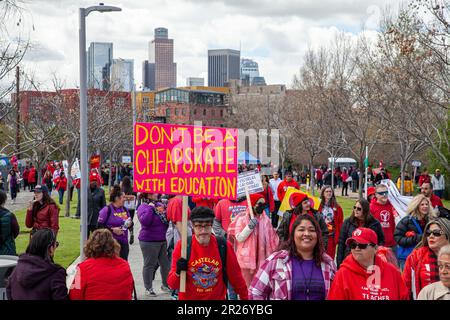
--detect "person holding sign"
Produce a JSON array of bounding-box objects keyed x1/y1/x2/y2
[
  {"x1": 227, "y1": 194, "x2": 279, "y2": 287},
  {"x1": 277, "y1": 193, "x2": 329, "y2": 251},
  {"x1": 167, "y1": 206, "x2": 248, "y2": 300}
]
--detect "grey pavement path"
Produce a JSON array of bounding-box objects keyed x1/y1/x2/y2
[
  {"x1": 128, "y1": 217, "x2": 172, "y2": 300},
  {"x1": 2, "y1": 188, "x2": 34, "y2": 214}
]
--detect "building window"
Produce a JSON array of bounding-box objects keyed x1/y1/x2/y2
[
  {"x1": 175, "y1": 108, "x2": 179, "y2": 116},
  {"x1": 143, "y1": 97, "x2": 149, "y2": 103},
  {"x1": 211, "y1": 110, "x2": 215, "y2": 116},
  {"x1": 193, "y1": 109, "x2": 197, "y2": 115},
  {"x1": 182, "y1": 109, "x2": 186, "y2": 116},
  {"x1": 203, "y1": 109, "x2": 206, "y2": 116},
  {"x1": 220, "y1": 110, "x2": 223, "y2": 117},
  {"x1": 166, "y1": 108, "x2": 170, "y2": 116}
]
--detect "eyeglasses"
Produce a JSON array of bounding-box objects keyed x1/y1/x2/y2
[
  {"x1": 376, "y1": 191, "x2": 388, "y2": 196},
  {"x1": 438, "y1": 261, "x2": 450, "y2": 272},
  {"x1": 353, "y1": 206, "x2": 362, "y2": 211},
  {"x1": 193, "y1": 224, "x2": 212, "y2": 230},
  {"x1": 350, "y1": 242, "x2": 373, "y2": 250},
  {"x1": 426, "y1": 229, "x2": 444, "y2": 237}
]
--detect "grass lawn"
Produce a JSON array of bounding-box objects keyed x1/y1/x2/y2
[{"x1": 15, "y1": 189, "x2": 83, "y2": 268}]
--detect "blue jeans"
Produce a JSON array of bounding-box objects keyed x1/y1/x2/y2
[
  {"x1": 227, "y1": 283, "x2": 238, "y2": 300},
  {"x1": 58, "y1": 189, "x2": 65, "y2": 205},
  {"x1": 434, "y1": 190, "x2": 444, "y2": 199}
]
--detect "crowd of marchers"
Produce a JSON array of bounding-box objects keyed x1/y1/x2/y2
[{"x1": 0, "y1": 166, "x2": 449, "y2": 301}]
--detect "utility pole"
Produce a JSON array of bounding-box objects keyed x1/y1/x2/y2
[{"x1": 15, "y1": 66, "x2": 20, "y2": 158}]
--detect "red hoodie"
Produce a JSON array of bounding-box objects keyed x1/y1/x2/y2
[
  {"x1": 370, "y1": 199, "x2": 397, "y2": 247},
  {"x1": 167, "y1": 235, "x2": 248, "y2": 300},
  {"x1": 328, "y1": 254, "x2": 409, "y2": 300},
  {"x1": 69, "y1": 256, "x2": 134, "y2": 300},
  {"x1": 276, "y1": 179, "x2": 300, "y2": 202}
]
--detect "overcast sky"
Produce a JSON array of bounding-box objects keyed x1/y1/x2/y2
[{"x1": 6, "y1": 0, "x2": 404, "y2": 90}]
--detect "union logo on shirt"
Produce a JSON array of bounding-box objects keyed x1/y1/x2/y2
[
  {"x1": 190, "y1": 263, "x2": 219, "y2": 290},
  {"x1": 113, "y1": 211, "x2": 128, "y2": 220}
]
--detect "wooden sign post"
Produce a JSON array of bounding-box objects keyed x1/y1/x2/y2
[
  {"x1": 245, "y1": 186, "x2": 255, "y2": 219},
  {"x1": 180, "y1": 196, "x2": 189, "y2": 293}
]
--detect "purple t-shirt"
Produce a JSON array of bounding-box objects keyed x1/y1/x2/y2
[
  {"x1": 98, "y1": 204, "x2": 130, "y2": 244},
  {"x1": 291, "y1": 256, "x2": 325, "y2": 300},
  {"x1": 137, "y1": 202, "x2": 168, "y2": 242}
]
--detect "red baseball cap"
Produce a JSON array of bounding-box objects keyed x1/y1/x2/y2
[
  {"x1": 289, "y1": 192, "x2": 309, "y2": 208},
  {"x1": 346, "y1": 227, "x2": 378, "y2": 246},
  {"x1": 367, "y1": 187, "x2": 376, "y2": 197},
  {"x1": 89, "y1": 172, "x2": 98, "y2": 182},
  {"x1": 249, "y1": 193, "x2": 265, "y2": 206}
]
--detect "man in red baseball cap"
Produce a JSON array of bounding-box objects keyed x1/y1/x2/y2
[{"x1": 328, "y1": 227, "x2": 409, "y2": 300}]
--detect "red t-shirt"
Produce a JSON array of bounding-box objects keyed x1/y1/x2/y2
[
  {"x1": 277, "y1": 180, "x2": 300, "y2": 202},
  {"x1": 214, "y1": 199, "x2": 248, "y2": 233},
  {"x1": 167, "y1": 235, "x2": 248, "y2": 300},
  {"x1": 167, "y1": 197, "x2": 190, "y2": 223},
  {"x1": 430, "y1": 194, "x2": 444, "y2": 208},
  {"x1": 370, "y1": 199, "x2": 397, "y2": 247}
]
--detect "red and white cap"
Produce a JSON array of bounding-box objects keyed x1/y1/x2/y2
[{"x1": 345, "y1": 227, "x2": 378, "y2": 246}]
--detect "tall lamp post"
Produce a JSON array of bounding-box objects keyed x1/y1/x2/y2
[{"x1": 79, "y1": 3, "x2": 121, "y2": 260}]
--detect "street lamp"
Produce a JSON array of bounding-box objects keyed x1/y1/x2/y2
[{"x1": 79, "y1": 3, "x2": 121, "y2": 260}]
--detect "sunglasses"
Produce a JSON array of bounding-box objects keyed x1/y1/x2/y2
[
  {"x1": 353, "y1": 206, "x2": 362, "y2": 211},
  {"x1": 350, "y1": 242, "x2": 373, "y2": 250},
  {"x1": 376, "y1": 191, "x2": 388, "y2": 196},
  {"x1": 426, "y1": 229, "x2": 444, "y2": 237}
]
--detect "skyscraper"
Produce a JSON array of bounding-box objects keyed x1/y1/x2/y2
[
  {"x1": 144, "y1": 27, "x2": 177, "y2": 90},
  {"x1": 111, "y1": 58, "x2": 134, "y2": 92},
  {"x1": 208, "y1": 49, "x2": 240, "y2": 87},
  {"x1": 241, "y1": 58, "x2": 266, "y2": 86},
  {"x1": 87, "y1": 42, "x2": 113, "y2": 91}
]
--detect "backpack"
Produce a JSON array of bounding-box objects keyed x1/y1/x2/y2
[
  {"x1": 0, "y1": 208, "x2": 16, "y2": 255},
  {"x1": 186, "y1": 235, "x2": 228, "y2": 287},
  {"x1": 397, "y1": 217, "x2": 422, "y2": 260}
]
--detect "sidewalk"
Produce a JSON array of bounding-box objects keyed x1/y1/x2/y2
[{"x1": 3, "y1": 188, "x2": 34, "y2": 213}]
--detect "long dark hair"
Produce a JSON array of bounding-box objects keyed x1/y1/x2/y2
[
  {"x1": 320, "y1": 185, "x2": 338, "y2": 208},
  {"x1": 32, "y1": 192, "x2": 58, "y2": 219},
  {"x1": 350, "y1": 198, "x2": 373, "y2": 225},
  {"x1": 121, "y1": 176, "x2": 133, "y2": 195},
  {"x1": 26, "y1": 228, "x2": 58, "y2": 263},
  {"x1": 279, "y1": 214, "x2": 325, "y2": 267},
  {"x1": 110, "y1": 184, "x2": 123, "y2": 203}
]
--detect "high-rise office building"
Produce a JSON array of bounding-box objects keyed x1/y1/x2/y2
[
  {"x1": 208, "y1": 49, "x2": 240, "y2": 87},
  {"x1": 144, "y1": 27, "x2": 177, "y2": 90},
  {"x1": 87, "y1": 42, "x2": 113, "y2": 91},
  {"x1": 186, "y1": 77, "x2": 204, "y2": 86},
  {"x1": 241, "y1": 58, "x2": 266, "y2": 86},
  {"x1": 111, "y1": 58, "x2": 134, "y2": 92}
]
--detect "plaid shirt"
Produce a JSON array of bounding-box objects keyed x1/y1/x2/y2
[{"x1": 249, "y1": 250, "x2": 336, "y2": 300}]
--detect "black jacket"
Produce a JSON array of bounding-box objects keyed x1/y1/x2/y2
[
  {"x1": 6, "y1": 253, "x2": 67, "y2": 300},
  {"x1": 336, "y1": 215, "x2": 385, "y2": 268},
  {"x1": 394, "y1": 215, "x2": 426, "y2": 249},
  {"x1": 276, "y1": 209, "x2": 329, "y2": 250},
  {"x1": 77, "y1": 187, "x2": 106, "y2": 226}
]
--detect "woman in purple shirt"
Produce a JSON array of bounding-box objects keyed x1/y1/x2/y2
[
  {"x1": 249, "y1": 215, "x2": 337, "y2": 300},
  {"x1": 137, "y1": 193, "x2": 170, "y2": 296},
  {"x1": 97, "y1": 185, "x2": 132, "y2": 260}
]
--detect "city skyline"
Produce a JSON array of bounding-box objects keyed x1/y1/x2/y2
[{"x1": 2, "y1": 0, "x2": 402, "y2": 91}]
